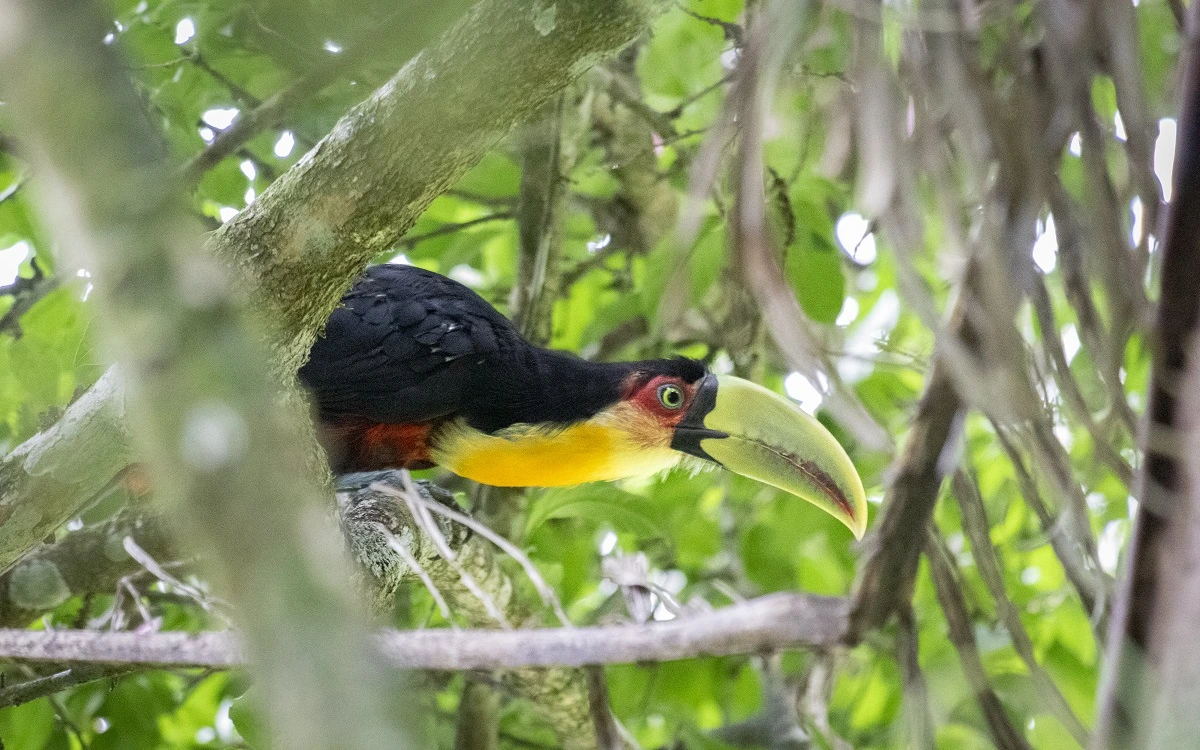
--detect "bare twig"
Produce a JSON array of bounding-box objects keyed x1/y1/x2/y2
[
  {"x1": 0, "y1": 264, "x2": 60, "y2": 338},
  {"x1": 802, "y1": 652, "x2": 848, "y2": 750},
  {"x1": 395, "y1": 477, "x2": 512, "y2": 629},
  {"x1": 512, "y1": 90, "x2": 574, "y2": 346},
  {"x1": 180, "y1": 3, "x2": 472, "y2": 184},
  {"x1": 382, "y1": 524, "x2": 455, "y2": 624},
  {"x1": 953, "y1": 470, "x2": 1091, "y2": 746},
  {"x1": 122, "y1": 536, "x2": 219, "y2": 614},
  {"x1": 895, "y1": 605, "x2": 934, "y2": 750},
  {"x1": 994, "y1": 428, "x2": 1110, "y2": 630},
  {"x1": 586, "y1": 666, "x2": 624, "y2": 750},
  {"x1": 396, "y1": 213, "x2": 514, "y2": 249},
  {"x1": 0, "y1": 664, "x2": 133, "y2": 709},
  {"x1": 1029, "y1": 273, "x2": 1133, "y2": 486},
  {"x1": 377, "y1": 477, "x2": 571, "y2": 626},
  {"x1": 925, "y1": 531, "x2": 1034, "y2": 750},
  {"x1": 0, "y1": 592, "x2": 849, "y2": 670}
]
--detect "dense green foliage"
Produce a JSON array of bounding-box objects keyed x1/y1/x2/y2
[{"x1": 0, "y1": 0, "x2": 1182, "y2": 747}]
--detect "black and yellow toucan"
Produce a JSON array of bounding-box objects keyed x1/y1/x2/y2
[{"x1": 299, "y1": 264, "x2": 868, "y2": 538}]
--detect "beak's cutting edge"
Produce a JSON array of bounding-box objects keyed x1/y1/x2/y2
[{"x1": 670, "y1": 374, "x2": 868, "y2": 539}]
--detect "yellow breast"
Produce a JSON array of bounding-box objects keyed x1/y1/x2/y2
[{"x1": 431, "y1": 404, "x2": 681, "y2": 487}]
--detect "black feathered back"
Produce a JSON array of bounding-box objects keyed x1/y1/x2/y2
[{"x1": 299, "y1": 264, "x2": 707, "y2": 434}]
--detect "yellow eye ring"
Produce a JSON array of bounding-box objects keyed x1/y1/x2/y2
[{"x1": 657, "y1": 384, "x2": 684, "y2": 409}]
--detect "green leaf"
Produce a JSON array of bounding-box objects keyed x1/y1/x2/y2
[
  {"x1": 786, "y1": 241, "x2": 845, "y2": 324},
  {"x1": 524, "y1": 485, "x2": 665, "y2": 539},
  {"x1": 0, "y1": 699, "x2": 56, "y2": 750}
]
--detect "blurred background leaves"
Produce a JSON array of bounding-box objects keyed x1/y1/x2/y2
[{"x1": 0, "y1": 0, "x2": 1182, "y2": 747}]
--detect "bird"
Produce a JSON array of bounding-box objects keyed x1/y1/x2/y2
[{"x1": 299, "y1": 264, "x2": 868, "y2": 538}]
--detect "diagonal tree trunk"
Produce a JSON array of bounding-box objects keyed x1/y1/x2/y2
[{"x1": 1093, "y1": 5, "x2": 1200, "y2": 748}]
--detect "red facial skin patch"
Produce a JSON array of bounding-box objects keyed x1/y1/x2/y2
[{"x1": 623, "y1": 374, "x2": 698, "y2": 428}]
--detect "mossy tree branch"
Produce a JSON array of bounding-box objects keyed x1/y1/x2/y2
[{"x1": 339, "y1": 475, "x2": 599, "y2": 750}]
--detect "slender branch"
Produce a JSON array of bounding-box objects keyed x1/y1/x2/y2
[
  {"x1": 994, "y1": 428, "x2": 1109, "y2": 630},
  {"x1": 586, "y1": 666, "x2": 623, "y2": 750},
  {"x1": 398, "y1": 214, "x2": 514, "y2": 249},
  {"x1": 712, "y1": 655, "x2": 810, "y2": 750},
  {"x1": 188, "y1": 51, "x2": 265, "y2": 112},
  {"x1": 1029, "y1": 272, "x2": 1133, "y2": 487},
  {"x1": 925, "y1": 531, "x2": 1034, "y2": 750},
  {"x1": 895, "y1": 605, "x2": 934, "y2": 750},
  {"x1": 456, "y1": 680, "x2": 501, "y2": 750},
  {"x1": 0, "y1": 664, "x2": 134, "y2": 709},
  {"x1": 0, "y1": 265, "x2": 59, "y2": 338},
  {"x1": 180, "y1": 2, "x2": 473, "y2": 184},
  {"x1": 512, "y1": 93, "x2": 571, "y2": 346},
  {"x1": 596, "y1": 66, "x2": 678, "y2": 138},
  {"x1": 849, "y1": 348, "x2": 965, "y2": 637},
  {"x1": 0, "y1": 593, "x2": 848, "y2": 670},
  {"x1": 953, "y1": 470, "x2": 1091, "y2": 746}
]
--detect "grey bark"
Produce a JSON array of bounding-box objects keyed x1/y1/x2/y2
[{"x1": 0, "y1": 592, "x2": 850, "y2": 670}]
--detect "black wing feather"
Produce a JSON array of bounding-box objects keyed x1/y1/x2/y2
[{"x1": 299, "y1": 264, "x2": 520, "y2": 424}]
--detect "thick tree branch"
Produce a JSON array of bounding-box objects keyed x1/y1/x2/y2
[
  {"x1": 848, "y1": 349, "x2": 964, "y2": 637},
  {"x1": 0, "y1": 477, "x2": 847, "y2": 687},
  {"x1": 0, "y1": 371, "x2": 133, "y2": 574},
  {"x1": 339, "y1": 475, "x2": 592, "y2": 750},
  {"x1": 214, "y1": 0, "x2": 669, "y2": 370}
]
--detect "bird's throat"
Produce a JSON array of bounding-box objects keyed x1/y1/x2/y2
[{"x1": 431, "y1": 407, "x2": 680, "y2": 488}]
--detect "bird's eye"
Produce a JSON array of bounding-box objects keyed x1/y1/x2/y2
[{"x1": 657, "y1": 383, "x2": 684, "y2": 409}]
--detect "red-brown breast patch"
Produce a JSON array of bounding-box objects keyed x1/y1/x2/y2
[{"x1": 325, "y1": 421, "x2": 436, "y2": 472}]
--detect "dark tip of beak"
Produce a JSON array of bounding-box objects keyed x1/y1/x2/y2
[{"x1": 670, "y1": 374, "x2": 727, "y2": 463}]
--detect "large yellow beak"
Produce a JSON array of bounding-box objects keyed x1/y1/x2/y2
[{"x1": 670, "y1": 374, "x2": 868, "y2": 539}]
